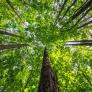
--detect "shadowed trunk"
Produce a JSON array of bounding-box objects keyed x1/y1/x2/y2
[
  {"x1": 0, "y1": 44, "x2": 29, "y2": 50},
  {"x1": 78, "y1": 20, "x2": 92, "y2": 28},
  {"x1": 71, "y1": 0, "x2": 92, "y2": 20},
  {"x1": 65, "y1": 40, "x2": 92, "y2": 46},
  {"x1": 38, "y1": 48, "x2": 58, "y2": 92},
  {"x1": 68, "y1": 6, "x2": 92, "y2": 31},
  {"x1": 0, "y1": 29, "x2": 23, "y2": 38},
  {"x1": 6, "y1": 0, "x2": 22, "y2": 21},
  {"x1": 61, "y1": 0, "x2": 77, "y2": 21},
  {"x1": 79, "y1": 16, "x2": 92, "y2": 24}
]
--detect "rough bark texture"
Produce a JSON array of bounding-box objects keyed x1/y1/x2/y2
[
  {"x1": 38, "y1": 48, "x2": 58, "y2": 92},
  {"x1": 61, "y1": 0, "x2": 77, "y2": 21}
]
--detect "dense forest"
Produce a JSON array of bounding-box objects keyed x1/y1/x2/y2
[{"x1": 0, "y1": 0, "x2": 92, "y2": 92}]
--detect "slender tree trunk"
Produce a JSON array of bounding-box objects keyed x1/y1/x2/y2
[
  {"x1": 71, "y1": 0, "x2": 92, "y2": 20},
  {"x1": 6, "y1": 0, "x2": 23, "y2": 22},
  {"x1": 78, "y1": 20, "x2": 92, "y2": 28},
  {"x1": 38, "y1": 48, "x2": 58, "y2": 92},
  {"x1": 65, "y1": 40, "x2": 92, "y2": 46},
  {"x1": 68, "y1": 6, "x2": 92, "y2": 31},
  {"x1": 79, "y1": 16, "x2": 92, "y2": 24},
  {"x1": 0, "y1": 44, "x2": 29, "y2": 50},
  {"x1": 61, "y1": 0, "x2": 77, "y2": 21},
  {"x1": 0, "y1": 29, "x2": 23, "y2": 38},
  {"x1": 54, "y1": 0, "x2": 68, "y2": 25}
]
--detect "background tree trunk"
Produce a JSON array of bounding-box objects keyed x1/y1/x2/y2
[
  {"x1": 0, "y1": 29, "x2": 23, "y2": 38},
  {"x1": 0, "y1": 44, "x2": 29, "y2": 50}
]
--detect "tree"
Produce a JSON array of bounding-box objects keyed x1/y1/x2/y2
[
  {"x1": 0, "y1": 0, "x2": 92, "y2": 92},
  {"x1": 38, "y1": 48, "x2": 58, "y2": 92},
  {"x1": 71, "y1": 0, "x2": 92, "y2": 20},
  {"x1": 78, "y1": 20, "x2": 92, "y2": 28}
]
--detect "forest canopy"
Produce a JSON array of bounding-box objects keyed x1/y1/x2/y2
[{"x1": 0, "y1": 0, "x2": 92, "y2": 92}]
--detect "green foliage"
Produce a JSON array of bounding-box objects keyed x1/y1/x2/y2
[{"x1": 0, "y1": 0, "x2": 92, "y2": 92}]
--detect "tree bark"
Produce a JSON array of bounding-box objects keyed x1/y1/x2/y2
[
  {"x1": 38, "y1": 48, "x2": 58, "y2": 92},
  {"x1": 6, "y1": 0, "x2": 23, "y2": 22},
  {"x1": 61, "y1": 0, "x2": 77, "y2": 21},
  {"x1": 71, "y1": 0, "x2": 92, "y2": 20},
  {"x1": 65, "y1": 40, "x2": 92, "y2": 46},
  {"x1": 0, "y1": 29, "x2": 23, "y2": 38},
  {"x1": 0, "y1": 44, "x2": 29, "y2": 50},
  {"x1": 78, "y1": 20, "x2": 92, "y2": 28}
]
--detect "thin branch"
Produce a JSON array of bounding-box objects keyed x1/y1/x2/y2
[
  {"x1": 79, "y1": 15, "x2": 92, "y2": 24},
  {"x1": 38, "y1": 47, "x2": 58, "y2": 92},
  {"x1": 69, "y1": 6, "x2": 92, "y2": 31},
  {"x1": 22, "y1": 71, "x2": 33, "y2": 92}
]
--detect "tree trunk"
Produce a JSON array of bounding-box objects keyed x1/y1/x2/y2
[
  {"x1": 0, "y1": 29, "x2": 23, "y2": 38},
  {"x1": 6, "y1": 0, "x2": 22, "y2": 21},
  {"x1": 65, "y1": 40, "x2": 92, "y2": 46},
  {"x1": 0, "y1": 44, "x2": 29, "y2": 50},
  {"x1": 38, "y1": 48, "x2": 58, "y2": 92},
  {"x1": 71, "y1": 0, "x2": 92, "y2": 20},
  {"x1": 78, "y1": 20, "x2": 92, "y2": 28},
  {"x1": 61, "y1": 0, "x2": 77, "y2": 21}
]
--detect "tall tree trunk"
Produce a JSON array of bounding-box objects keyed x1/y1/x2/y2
[
  {"x1": 0, "y1": 29, "x2": 23, "y2": 38},
  {"x1": 78, "y1": 20, "x2": 92, "y2": 28},
  {"x1": 71, "y1": 0, "x2": 92, "y2": 20},
  {"x1": 68, "y1": 6, "x2": 92, "y2": 31},
  {"x1": 65, "y1": 40, "x2": 92, "y2": 46},
  {"x1": 0, "y1": 44, "x2": 29, "y2": 50},
  {"x1": 60, "y1": 0, "x2": 91, "y2": 30},
  {"x1": 38, "y1": 48, "x2": 58, "y2": 92},
  {"x1": 61, "y1": 0, "x2": 77, "y2": 21},
  {"x1": 54, "y1": 0, "x2": 68, "y2": 25},
  {"x1": 79, "y1": 16, "x2": 92, "y2": 24},
  {"x1": 6, "y1": 0, "x2": 23, "y2": 22}
]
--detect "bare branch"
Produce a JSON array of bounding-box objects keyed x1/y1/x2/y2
[{"x1": 61, "y1": 0, "x2": 77, "y2": 21}]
